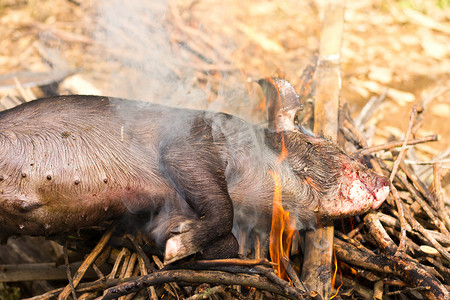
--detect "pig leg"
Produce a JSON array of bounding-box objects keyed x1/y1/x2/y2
[
  {"x1": 196, "y1": 233, "x2": 239, "y2": 260},
  {"x1": 160, "y1": 144, "x2": 235, "y2": 264}
]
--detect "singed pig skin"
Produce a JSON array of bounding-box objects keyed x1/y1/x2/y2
[{"x1": 0, "y1": 95, "x2": 389, "y2": 263}]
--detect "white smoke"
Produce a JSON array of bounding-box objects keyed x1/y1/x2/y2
[
  {"x1": 93, "y1": 0, "x2": 256, "y2": 114},
  {"x1": 91, "y1": 0, "x2": 297, "y2": 259}
]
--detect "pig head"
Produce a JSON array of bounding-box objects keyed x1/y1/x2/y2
[
  {"x1": 230, "y1": 78, "x2": 389, "y2": 234},
  {"x1": 0, "y1": 82, "x2": 389, "y2": 265}
]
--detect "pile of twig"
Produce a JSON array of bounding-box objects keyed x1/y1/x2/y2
[
  {"x1": 329, "y1": 102, "x2": 450, "y2": 299},
  {"x1": 19, "y1": 228, "x2": 310, "y2": 300}
]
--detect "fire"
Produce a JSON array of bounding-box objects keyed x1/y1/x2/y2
[
  {"x1": 330, "y1": 249, "x2": 343, "y2": 299},
  {"x1": 278, "y1": 133, "x2": 288, "y2": 162},
  {"x1": 269, "y1": 133, "x2": 296, "y2": 280},
  {"x1": 254, "y1": 74, "x2": 295, "y2": 280}
]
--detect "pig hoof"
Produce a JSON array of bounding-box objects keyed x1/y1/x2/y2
[{"x1": 164, "y1": 234, "x2": 200, "y2": 265}]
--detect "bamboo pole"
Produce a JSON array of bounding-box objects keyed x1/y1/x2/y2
[{"x1": 301, "y1": 0, "x2": 345, "y2": 298}]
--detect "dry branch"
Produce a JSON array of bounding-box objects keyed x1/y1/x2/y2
[
  {"x1": 102, "y1": 269, "x2": 307, "y2": 300},
  {"x1": 353, "y1": 135, "x2": 439, "y2": 157},
  {"x1": 390, "y1": 185, "x2": 408, "y2": 255},
  {"x1": 58, "y1": 226, "x2": 115, "y2": 300},
  {"x1": 434, "y1": 163, "x2": 450, "y2": 231},
  {"x1": 331, "y1": 74, "x2": 449, "y2": 298},
  {"x1": 0, "y1": 262, "x2": 97, "y2": 282},
  {"x1": 334, "y1": 238, "x2": 449, "y2": 300},
  {"x1": 403, "y1": 205, "x2": 450, "y2": 261},
  {"x1": 63, "y1": 243, "x2": 78, "y2": 300},
  {"x1": 389, "y1": 105, "x2": 418, "y2": 182}
]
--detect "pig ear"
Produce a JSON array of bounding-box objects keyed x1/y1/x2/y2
[{"x1": 257, "y1": 77, "x2": 303, "y2": 132}]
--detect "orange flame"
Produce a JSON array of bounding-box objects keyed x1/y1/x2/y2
[
  {"x1": 278, "y1": 133, "x2": 288, "y2": 163},
  {"x1": 269, "y1": 133, "x2": 296, "y2": 280},
  {"x1": 258, "y1": 74, "x2": 295, "y2": 280},
  {"x1": 330, "y1": 249, "x2": 343, "y2": 299}
]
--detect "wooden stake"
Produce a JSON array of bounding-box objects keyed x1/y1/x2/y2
[{"x1": 301, "y1": 0, "x2": 345, "y2": 299}]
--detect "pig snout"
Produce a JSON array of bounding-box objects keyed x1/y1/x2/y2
[
  {"x1": 358, "y1": 171, "x2": 390, "y2": 210},
  {"x1": 328, "y1": 162, "x2": 389, "y2": 218}
]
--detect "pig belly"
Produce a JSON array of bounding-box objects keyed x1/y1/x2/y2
[{"x1": 0, "y1": 180, "x2": 177, "y2": 239}]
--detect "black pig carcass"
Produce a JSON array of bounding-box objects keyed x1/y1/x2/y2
[{"x1": 0, "y1": 79, "x2": 389, "y2": 264}]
